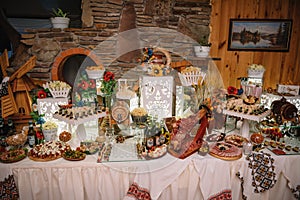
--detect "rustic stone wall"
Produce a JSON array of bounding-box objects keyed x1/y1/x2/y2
[{"x1": 20, "y1": 0, "x2": 211, "y2": 81}]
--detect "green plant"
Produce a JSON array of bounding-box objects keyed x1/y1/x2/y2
[
  {"x1": 51, "y1": 8, "x2": 68, "y2": 18},
  {"x1": 197, "y1": 35, "x2": 211, "y2": 46}
]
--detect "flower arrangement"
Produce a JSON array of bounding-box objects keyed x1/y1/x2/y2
[
  {"x1": 47, "y1": 81, "x2": 71, "y2": 90},
  {"x1": 42, "y1": 121, "x2": 58, "y2": 130},
  {"x1": 227, "y1": 86, "x2": 243, "y2": 95},
  {"x1": 43, "y1": 81, "x2": 71, "y2": 98},
  {"x1": 30, "y1": 88, "x2": 47, "y2": 126},
  {"x1": 100, "y1": 71, "x2": 117, "y2": 96},
  {"x1": 248, "y1": 64, "x2": 265, "y2": 71},
  {"x1": 248, "y1": 64, "x2": 265, "y2": 78}
]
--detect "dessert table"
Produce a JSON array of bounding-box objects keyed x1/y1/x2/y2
[{"x1": 0, "y1": 147, "x2": 299, "y2": 200}]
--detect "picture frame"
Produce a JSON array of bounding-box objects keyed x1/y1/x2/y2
[{"x1": 228, "y1": 19, "x2": 293, "y2": 52}]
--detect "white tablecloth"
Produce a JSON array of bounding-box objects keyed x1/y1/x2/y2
[{"x1": 0, "y1": 150, "x2": 299, "y2": 200}]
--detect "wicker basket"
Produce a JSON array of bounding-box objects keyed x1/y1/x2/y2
[
  {"x1": 178, "y1": 71, "x2": 206, "y2": 86},
  {"x1": 131, "y1": 115, "x2": 148, "y2": 124}
]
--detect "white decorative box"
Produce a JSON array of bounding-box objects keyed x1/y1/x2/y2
[
  {"x1": 247, "y1": 69, "x2": 265, "y2": 78},
  {"x1": 277, "y1": 84, "x2": 300, "y2": 95}
]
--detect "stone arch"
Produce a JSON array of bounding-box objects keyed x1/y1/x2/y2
[{"x1": 51, "y1": 47, "x2": 102, "y2": 80}]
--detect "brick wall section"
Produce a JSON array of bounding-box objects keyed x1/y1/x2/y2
[{"x1": 20, "y1": 0, "x2": 211, "y2": 81}]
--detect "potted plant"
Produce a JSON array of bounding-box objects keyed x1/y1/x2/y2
[
  {"x1": 194, "y1": 36, "x2": 211, "y2": 57},
  {"x1": 50, "y1": 8, "x2": 70, "y2": 29}
]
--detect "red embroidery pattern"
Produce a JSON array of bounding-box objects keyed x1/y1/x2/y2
[
  {"x1": 126, "y1": 182, "x2": 151, "y2": 200},
  {"x1": 0, "y1": 175, "x2": 19, "y2": 200},
  {"x1": 208, "y1": 189, "x2": 232, "y2": 200}
]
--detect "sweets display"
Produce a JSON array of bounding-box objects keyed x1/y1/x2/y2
[
  {"x1": 53, "y1": 106, "x2": 106, "y2": 125},
  {"x1": 59, "y1": 131, "x2": 72, "y2": 142},
  {"x1": 263, "y1": 139, "x2": 300, "y2": 155},
  {"x1": 225, "y1": 98, "x2": 268, "y2": 115},
  {"x1": 28, "y1": 141, "x2": 71, "y2": 161}
]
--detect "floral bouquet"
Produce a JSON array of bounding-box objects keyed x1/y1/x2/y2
[
  {"x1": 248, "y1": 64, "x2": 265, "y2": 78},
  {"x1": 43, "y1": 80, "x2": 71, "y2": 98},
  {"x1": 42, "y1": 121, "x2": 58, "y2": 142},
  {"x1": 42, "y1": 121, "x2": 58, "y2": 130},
  {"x1": 100, "y1": 71, "x2": 117, "y2": 96}
]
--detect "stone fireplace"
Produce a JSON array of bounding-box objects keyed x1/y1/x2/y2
[
  {"x1": 51, "y1": 47, "x2": 102, "y2": 86},
  {"x1": 20, "y1": 0, "x2": 211, "y2": 82}
]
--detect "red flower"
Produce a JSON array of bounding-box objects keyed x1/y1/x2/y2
[
  {"x1": 37, "y1": 90, "x2": 47, "y2": 98},
  {"x1": 79, "y1": 80, "x2": 89, "y2": 90},
  {"x1": 89, "y1": 79, "x2": 96, "y2": 89},
  {"x1": 227, "y1": 86, "x2": 238, "y2": 95},
  {"x1": 103, "y1": 71, "x2": 115, "y2": 82}
]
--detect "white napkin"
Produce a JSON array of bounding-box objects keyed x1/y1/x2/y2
[
  {"x1": 124, "y1": 153, "x2": 193, "y2": 200},
  {"x1": 193, "y1": 156, "x2": 232, "y2": 200}
]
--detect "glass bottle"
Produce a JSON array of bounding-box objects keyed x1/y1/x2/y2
[
  {"x1": 7, "y1": 118, "x2": 16, "y2": 136},
  {"x1": 27, "y1": 121, "x2": 37, "y2": 148},
  {"x1": 0, "y1": 118, "x2": 6, "y2": 147},
  {"x1": 0, "y1": 118, "x2": 5, "y2": 137}
]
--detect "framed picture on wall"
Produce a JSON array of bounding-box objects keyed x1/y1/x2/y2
[{"x1": 228, "y1": 19, "x2": 293, "y2": 52}]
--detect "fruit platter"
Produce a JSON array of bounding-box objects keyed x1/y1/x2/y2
[{"x1": 63, "y1": 149, "x2": 86, "y2": 161}]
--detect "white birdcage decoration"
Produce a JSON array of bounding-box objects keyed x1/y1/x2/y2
[
  {"x1": 247, "y1": 64, "x2": 265, "y2": 78},
  {"x1": 43, "y1": 81, "x2": 71, "y2": 98},
  {"x1": 178, "y1": 70, "x2": 206, "y2": 86}
]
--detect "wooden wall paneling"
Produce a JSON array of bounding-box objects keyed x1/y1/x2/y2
[
  {"x1": 233, "y1": 0, "x2": 258, "y2": 87},
  {"x1": 209, "y1": 0, "x2": 223, "y2": 86},
  {"x1": 286, "y1": 0, "x2": 300, "y2": 84},
  {"x1": 210, "y1": 0, "x2": 300, "y2": 89},
  {"x1": 293, "y1": 0, "x2": 300, "y2": 84},
  {"x1": 253, "y1": 0, "x2": 267, "y2": 67},
  {"x1": 226, "y1": 0, "x2": 240, "y2": 87},
  {"x1": 216, "y1": 0, "x2": 232, "y2": 87},
  {"x1": 209, "y1": 0, "x2": 221, "y2": 58},
  {"x1": 263, "y1": 1, "x2": 283, "y2": 89},
  {"x1": 279, "y1": 0, "x2": 289, "y2": 18},
  {"x1": 293, "y1": 34, "x2": 300, "y2": 84}
]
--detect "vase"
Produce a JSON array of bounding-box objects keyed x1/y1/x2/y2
[
  {"x1": 103, "y1": 95, "x2": 112, "y2": 110},
  {"x1": 50, "y1": 17, "x2": 70, "y2": 29},
  {"x1": 42, "y1": 128, "x2": 58, "y2": 142}
]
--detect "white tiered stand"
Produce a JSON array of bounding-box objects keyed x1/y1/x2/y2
[
  {"x1": 53, "y1": 111, "x2": 106, "y2": 148},
  {"x1": 223, "y1": 109, "x2": 271, "y2": 139}
]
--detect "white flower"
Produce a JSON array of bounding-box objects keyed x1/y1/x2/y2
[
  {"x1": 46, "y1": 81, "x2": 71, "y2": 90},
  {"x1": 32, "y1": 103, "x2": 38, "y2": 112},
  {"x1": 248, "y1": 64, "x2": 265, "y2": 71},
  {"x1": 42, "y1": 121, "x2": 58, "y2": 130}
]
